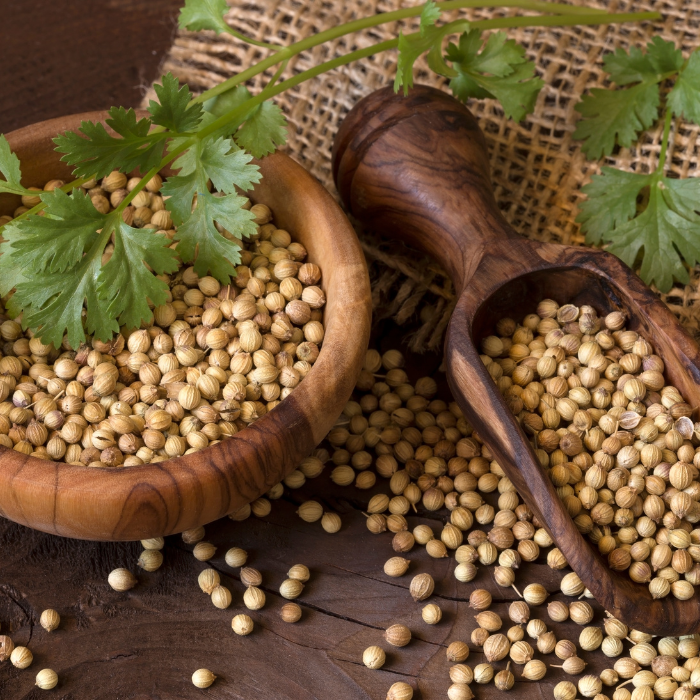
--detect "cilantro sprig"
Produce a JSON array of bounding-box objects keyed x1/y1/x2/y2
[
  {"x1": 0, "y1": 0, "x2": 661, "y2": 345},
  {"x1": 576, "y1": 39, "x2": 700, "y2": 292}
]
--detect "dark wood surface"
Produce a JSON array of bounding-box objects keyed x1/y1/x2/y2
[
  {"x1": 333, "y1": 85, "x2": 700, "y2": 635},
  {"x1": 0, "y1": 113, "x2": 371, "y2": 541}
]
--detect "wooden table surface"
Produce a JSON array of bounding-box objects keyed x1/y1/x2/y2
[{"x1": 1, "y1": 3, "x2": 618, "y2": 699}]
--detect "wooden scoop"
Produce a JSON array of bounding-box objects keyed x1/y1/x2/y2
[{"x1": 333, "y1": 84, "x2": 700, "y2": 635}]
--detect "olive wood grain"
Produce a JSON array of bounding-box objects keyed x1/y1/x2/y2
[
  {"x1": 0, "y1": 112, "x2": 371, "y2": 542},
  {"x1": 333, "y1": 84, "x2": 700, "y2": 635}
]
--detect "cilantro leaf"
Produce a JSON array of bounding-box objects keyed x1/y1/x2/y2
[
  {"x1": 668, "y1": 51, "x2": 700, "y2": 124},
  {"x1": 12, "y1": 238, "x2": 110, "y2": 349},
  {"x1": 446, "y1": 30, "x2": 543, "y2": 121},
  {"x1": 420, "y1": 0, "x2": 441, "y2": 36},
  {"x1": 234, "y1": 101, "x2": 287, "y2": 158},
  {"x1": 573, "y1": 82, "x2": 660, "y2": 159},
  {"x1": 54, "y1": 107, "x2": 167, "y2": 179},
  {"x1": 162, "y1": 135, "x2": 261, "y2": 224},
  {"x1": 199, "y1": 86, "x2": 287, "y2": 158},
  {"x1": 602, "y1": 46, "x2": 656, "y2": 86},
  {"x1": 149, "y1": 73, "x2": 203, "y2": 133},
  {"x1": 604, "y1": 178, "x2": 700, "y2": 292},
  {"x1": 98, "y1": 223, "x2": 179, "y2": 331},
  {"x1": 0, "y1": 221, "x2": 30, "y2": 297},
  {"x1": 0, "y1": 134, "x2": 38, "y2": 197},
  {"x1": 395, "y1": 26, "x2": 453, "y2": 95},
  {"x1": 577, "y1": 168, "x2": 652, "y2": 245},
  {"x1": 645, "y1": 36, "x2": 684, "y2": 74},
  {"x1": 178, "y1": 0, "x2": 230, "y2": 34},
  {"x1": 1, "y1": 188, "x2": 103, "y2": 273},
  {"x1": 175, "y1": 191, "x2": 257, "y2": 281}
]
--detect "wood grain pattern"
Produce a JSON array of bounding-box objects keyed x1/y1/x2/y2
[
  {"x1": 0, "y1": 112, "x2": 371, "y2": 542},
  {"x1": 333, "y1": 84, "x2": 700, "y2": 635}
]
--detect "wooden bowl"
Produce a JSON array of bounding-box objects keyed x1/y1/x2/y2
[{"x1": 0, "y1": 111, "x2": 371, "y2": 541}]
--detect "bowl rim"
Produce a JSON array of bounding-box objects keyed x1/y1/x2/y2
[{"x1": 0, "y1": 111, "x2": 371, "y2": 541}]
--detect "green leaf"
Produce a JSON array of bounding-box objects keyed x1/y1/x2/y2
[
  {"x1": 604, "y1": 178, "x2": 700, "y2": 293},
  {"x1": 1, "y1": 188, "x2": 104, "y2": 273},
  {"x1": 576, "y1": 168, "x2": 652, "y2": 245},
  {"x1": 98, "y1": 222, "x2": 179, "y2": 330},
  {"x1": 54, "y1": 107, "x2": 167, "y2": 179},
  {"x1": 0, "y1": 221, "x2": 30, "y2": 297},
  {"x1": 420, "y1": 0, "x2": 441, "y2": 36},
  {"x1": 394, "y1": 28, "x2": 443, "y2": 95},
  {"x1": 12, "y1": 237, "x2": 110, "y2": 349},
  {"x1": 178, "y1": 0, "x2": 230, "y2": 34},
  {"x1": 148, "y1": 72, "x2": 203, "y2": 133},
  {"x1": 602, "y1": 46, "x2": 656, "y2": 86},
  {"x1": 162, "y1": 135, "x2": 261, "y2": 224},
  {"x1": 234, "y1": 101, "x2": 287, "y2": 158},
  {"x1": 645, "y1": 36, "x2": 684, "y2": 74},
  {"x1": 175, "y1": 190, "x2": 257, "y2": 281},
  {"x1": 668, "y1": 51, "x2": 700, "y2": 124},
  {"x1": 446, "y1": 30, "x2": 543, "y2": 121},
  {"x1": 0, "y1": 134, "x2": 38, "y2": 197},
  {"x1": 573, "y1": 81, "x2": 660, "y2": 159}
]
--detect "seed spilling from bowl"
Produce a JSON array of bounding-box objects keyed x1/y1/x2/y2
[{"x1": 0, "y1": 171, "x2": 325, "y2": 467}]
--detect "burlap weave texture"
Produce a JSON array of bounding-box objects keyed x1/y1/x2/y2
[{"x1": 145, "y1": 0, "x2": 700, "y2": 350}]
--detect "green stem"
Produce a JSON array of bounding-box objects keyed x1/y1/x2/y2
[
  {"x1": 655, "y1": 108, "x2": 674, "y2": 176},
  {"x1": 196, "y1": 10, "x2": 663, "y2": 145},
  {"x1": 190, "y1": 1, "x2": 648, "y2": 106},
  {"x1": 222, "y1": 26, "x2": 283, "y2": 52}
]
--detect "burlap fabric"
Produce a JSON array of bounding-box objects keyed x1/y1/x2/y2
[{"x1": 144, "y1": 0, "x2": 700, "y2": 350}]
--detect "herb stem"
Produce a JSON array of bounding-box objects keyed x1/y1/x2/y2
[
  {"x1": 656, "y1": 108, "x2": 674, "y2": 176},
  {"x1": 190, "y1": 3, "x2": 659, "y2": 106}
]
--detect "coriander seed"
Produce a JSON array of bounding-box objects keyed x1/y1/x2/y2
[
  {"x1": 409, "y1": 573, "x2": 434, "y2": 601},
  {"x1": 280, "y1": 603, "x2": 302, "y2": 623},
  {"x1": 243, "y1": 586, "x2": 266, "y2": 610},
  {"x1": 448, "y1": 683, "x2": 475, "y2": 700},
  {"x1": 225, "y1": 547, "x2": 248, "y2": 568},
  {"x1": 385, "y1": 624, "x2": 411, "y2": 647},
  {"x1": 386, "y1": 681, "x2": 413, "y2": 700},
  {"x1": 280, "y1": 578, "x2": 304, "y2": 600},
  {"x1": 231, "y1": 614, "x2": 254, "y2": 636},
  {"x1": 10, "y1": 645, "x2": 33, "y2": 669},
  {"x1": 422, "y1": 603, "x2": 442, "y2": 625},
  {"x1": 447, "y1": 641, "x2": 470, "y2": 662},
  {"x1": 198, "y1": 569, "x2": 220, "y2": 594},
  {"x1": 35, "y1": 669, "x2": 58, "y2": 690},
  {"x1": 40, "y1": 609, "x2": 60, "y2": 632},
  {"x1": 211, "y1": 585, "x2": 232, "y2": 609},
  {"x1": 363, "y1": 645, "x2": 386, "y2": 669},
  {"x1": 108, "y1": 568, "x2": 137, "y2": 592},
  {"x1": 192, "y1": 669, "x2": 217, "y2": 688}
]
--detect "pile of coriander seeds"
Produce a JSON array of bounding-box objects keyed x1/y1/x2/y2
[
  {"x1": 0, "y1": 171, "x2": 325, "y2": 468},
  {"x1": 480, "y1": 300, "x2": 700, "y2": 601}
]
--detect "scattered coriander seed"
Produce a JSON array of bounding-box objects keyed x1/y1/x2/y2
[
  {"x1": 523, "y1": 659, "x2": 547, "y2": 680},
  {"x1": 469, "y1": 589, "x2": 492, "y2": 611},
  {"x1": 580, "y1": 627, "x2": 604, "y2": 652},
  {"x1": 450, "y1": 664, "x2": 474, "y2": 685},
  {"x1": 386, "y1": 681, "x2": 413, "y2": 700},
  {"x1": 39, "y1": 609, "x2": 60, "y2": 633},
  {"x1": 138, "y1": 549, "x2": 163, "y2": 572},
  {"x1": 321, "y1": 512, "x2": 342, "y2": 533},
  {"x1": 225, "y1": 548, "x2": 248, "y2": 568},
  {"x1": 280, "y1": 603, "x2": 302, "y2": 623},
  {"x1": 141, "y1": 537, "x2": 164, "y2": 550},
  {"x1": 422, "y1": 603, "x2": 442, "y2": 625},
  {"x1": 553, "y1": 656, "x2": 587, "y2": 675},
  {"x1": 198, "y1": 569, "x2": 220, "y2": 594},
  {"x1": 474, "y1": 663, "x2": 494, "y2": 684},
  {"x1": 211, "y1": 585, "x2": 232, "y2": 609},
  {"x1": 288, "y1": 564, "x2": 311, "y2": 582},
  {"x1": 509, "y1": 601, "x2": 530, "y2": 624},
  {"x1": 554, "y1": 680, "x2": 577, "y2": 700},
  {"x1": 483, "y1": 634, "x2": 510, "y2": 662},
  {"x1": 193, "y1": 542, "x2": 216, "y2": 562},
  {"x1": 510, "y1": 640, "x2": 534, "y2": 664},
  {"x1": 454, "y1": 562, "x2": 478, "y2": 583},
  {"x1": 243, "y1": 586, "x2": 266, "y2": 611},
  {"x1": 409, "y1": 573, "x2": 434, "y2": 601},
  {"x1": 384, "y1": 557, "x2": 410, "y2": 577},
  {"x1": 526, "y1": 619, "x2": 547, "y2": 639},
  {"x1": 35, "y1": 669, "x2": 58, "y2": 690},
  {"x1": 447, "y1": 641, "x2": 470, "y2": 663},
  {"x1": 548, "y1": 600, "x2": 570, "y2": 623},
  {"x1": 363, "y1": 645, "x2": 386, "y2": 670},
  {"x1": 579, "y1": 674, "x2": 603, "y2": 698},
  {"x1": 280, "y1": 578, "x2": 304, "y2": 600},
  {"x1": 495, "y1": 663, "x2": 515, "y2": 691},
  {"x1": 471, "y1": 628, "x2": 489, "y2": 647},
  {"x1": 385, "y1": 624, "x2": 411, "y2": 647},
  {"x1": 475, "y1": 611, "x2": 502, "y2": 632},
  {"x1": 231, "y1": 614, "x2": 254, "y2": 636},
  {"x1": 240, "y1": 567, "x2": 263, "y2": 588},
  {"x1": 182, "y1": 527, "x2": 205, "y2": 545},
  {"x1": 192, "y1": 668, "x2": 217, "y2": 688},
  {"x1": 0, "y1": 636, "x2": 14, "y2": 661},
  {"x1": 108, "y1": 568, "x2": 137, "y2": 592},
  {"x1": 10, "y1": 646, "x2": 32, "y2": 669},
  {"x1": 448, "y1": 683, "x2": 475, "y2": 700},
  {"x1": 522, "y1": 583, "x2": 548, "y2": 605},
  {"x1": 507, "y1": 625, "x2": 525, "y2": 643}
]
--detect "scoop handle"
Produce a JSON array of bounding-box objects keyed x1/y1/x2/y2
[{"x1": 332, "y1": 84, "x2": 518, "y2": 291}]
